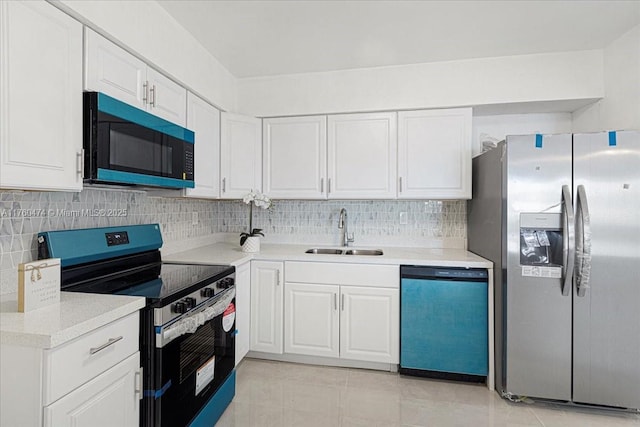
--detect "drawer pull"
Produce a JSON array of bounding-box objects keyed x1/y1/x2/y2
[{"x1": 89, "y1": 336, "x2": 123, "y2": 355}]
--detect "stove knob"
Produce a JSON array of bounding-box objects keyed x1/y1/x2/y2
[
  {"x1": 184, "y1": 297, "x2": 196, "y2": 309},
  {"x1": 221, "y1": 278, "x2": 235, "y2": 289},
  {"x1": 172, "y1": 301, "x2": 187, "y2": 314},
  {"x1": 201, "y1": 287, "x2": 215, "y2": 298}
]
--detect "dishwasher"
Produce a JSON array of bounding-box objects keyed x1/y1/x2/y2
[{"x1": 400, "y1": 265, "x2": 488, "y2": 381}]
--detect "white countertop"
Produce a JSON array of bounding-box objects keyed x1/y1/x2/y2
[
  {"x1": 163, "y1": 242, "x2": 492, "y2": 269},
  {"x1": 0, "y1": 292, "x2": 145, "y2": 349}
]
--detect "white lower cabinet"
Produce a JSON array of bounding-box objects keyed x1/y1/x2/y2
[
  {"x1": 44, "y1": 353, "x2": 140, "y2": 427},
  {"x1": 339, "y1": 286, "x2": 399, "y2": 363},
  {"x1": 284, "y1": 262, "x2": 399, "y2": 364},
  {"x1": 250, "y1": 261, "x2": 284, "y2": 354},
  {"x1": 235, "y1": 262, "x2": 251, "y2": 365},
  {"x1": 0, "y1": 311, "x2": 141, "y2": 427},
  {"x1": 284, "y1": 283, "x2": 340, "y2": 358}
]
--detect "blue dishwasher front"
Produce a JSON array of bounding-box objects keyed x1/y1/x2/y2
[{"x1": 400, "y1": 266, "x2": 488, "y2": 379}]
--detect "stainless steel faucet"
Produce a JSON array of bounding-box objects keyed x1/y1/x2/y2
[{"x1": 338, "y1": 208, "x2": 355, "y2": 247}]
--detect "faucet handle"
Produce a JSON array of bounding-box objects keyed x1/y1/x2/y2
[{"x1": 346, "y1": 233, "x2": 355, "y2": 245}]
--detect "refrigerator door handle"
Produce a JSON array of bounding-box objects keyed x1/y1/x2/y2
[
  {"x1": 561, "y1": 184, "x2": 575, "y2": 296},
  {"x1": 575, "y1": 185, "x2": 591, "y2": 297}
]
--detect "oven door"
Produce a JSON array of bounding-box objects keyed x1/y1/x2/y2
[{"x1": 152, "y1": 292, "x2": 235, "y2": 427}]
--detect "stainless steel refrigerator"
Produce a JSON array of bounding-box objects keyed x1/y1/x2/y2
[{"x1": 468, "y1": 131, "x2": 640, "y2": 410}]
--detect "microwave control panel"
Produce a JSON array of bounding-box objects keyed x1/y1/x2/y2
[
  {"x1": 106, "y1": 231, "x2": 129, "y2": 246},
  {"x1": 184, "y1": 144, "x2": 194, "y2": 181}
]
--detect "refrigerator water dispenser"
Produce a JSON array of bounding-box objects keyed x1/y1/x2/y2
[{"x1": 519, "y1": 213, "x2": 563, "y2": 267}]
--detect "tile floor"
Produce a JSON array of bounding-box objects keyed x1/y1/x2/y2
[{"x1": 216, "y1": 359, "x2": 640, "y2": 427}]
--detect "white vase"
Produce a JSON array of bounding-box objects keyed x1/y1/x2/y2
[{"x1": 241, "y1": 236, "x2": 260, "y2": 253}]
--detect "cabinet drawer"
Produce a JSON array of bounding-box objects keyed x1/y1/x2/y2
[
  {"x1": 43, "y1": 312, "x2": 139, "y2": 405},
  {"x1": 286, "y1": 262, "x2": 399, "y2": 288},
  {"x1": 44, "y1": 352, "x2": 140, "y2": 427}
]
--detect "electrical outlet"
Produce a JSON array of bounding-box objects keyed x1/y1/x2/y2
[
  {"x1": 192, "y1": 212, "x2": 198, "y2": 226},
  {"x1": 399, "y1": 211, "x2": 408, "y2": 225}
]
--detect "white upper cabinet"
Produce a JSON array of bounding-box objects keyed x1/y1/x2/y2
[
  {"x1": 328, "y1": 112, "x2": 397, "y2": 199},
  {"x1": 145, "y1": 68, "x2": 187, "y2": 126},
  {"x1": 263, "y1": 116, "x2": 327, "y2": 199},
  {"x1": 398, "y1": 108, "x2": 472, "y2": 199},
  {"x1": 185, "y1": 92, "x2": 220, "y2": 199},
  {"x1": 220, "y1": 112, "x2": 262, "y2": 199},
  {"x1": 84, "y1": 29, "x2": 186, "y2": 126},
  {"x1": 84, "y1": 27, "x2": 146, "y2": 109},
  {"x1": 0, "y1": 0, "x2": 83, "y2": 192}
]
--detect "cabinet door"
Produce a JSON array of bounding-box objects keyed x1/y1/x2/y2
[
  {"x1": 185, "y1": 92, "x2": 220, "y2": 199},
  {"x1": 146, "y1": 67, "x2": 187, "y2": 126},
  {"x1": 84, "y1": 28, "x2": 146, "y2": 110},
  {"x1": 284, "y1": 282, "x2": 339, "y2": 358},
  {"x1": 263, "y1": 116, "x2": 327, "y2": 199},
  {"x1": 44, "y1": 352, "x2": 140, "y2": 427},
  {"x1": 0, "y1": 0, "x2": 83, "y2": 191},
  {"x1": 398, "y1": 108, "x2": 472, "y2": 199},
  {"x1": 235, "y1": 262, "x2": 251, "y2": 365},
  {"x1": 250, "y1": 261, "x2": 284, "y2": 354},
  {"x1": 220, "y1": 112, "x2": 262, "y2": 199},
  {"x1": 340, "y1": 286, "x2": 399, "y2": 363},
  {"x1": 327, "y1": 112, "x2": 397, "y2": 199}
]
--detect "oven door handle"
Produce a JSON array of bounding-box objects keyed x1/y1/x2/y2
[{"x1": 157, "y1": 288, "x2": 235, "y2": 348}]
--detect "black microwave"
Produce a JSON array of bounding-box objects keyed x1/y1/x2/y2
[{"x1": 83, "y1": 92, "x2": 195, "y2": 189}]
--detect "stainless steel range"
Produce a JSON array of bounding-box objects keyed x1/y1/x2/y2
[{"x1": 37, "y1": 224, "x2": 236, "y2": 427}]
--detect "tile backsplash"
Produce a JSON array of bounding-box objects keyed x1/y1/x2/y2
[
  {"x1": 0, "y1": 188, "x2": 217, "y2": 295},
  {"x1": 220, "y1": 199, "x2": 466, "y2": 247},
  {"x1": 1, "y1": 188, "x2": 466, "y2": 294}
]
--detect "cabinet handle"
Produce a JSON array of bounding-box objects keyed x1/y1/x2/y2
[
  {"x1": 150, "y1": 85, "x2": 157, "y2": 107},
  {"x1": 89, "y1": 336, "x2": 123, "y2": 355},
  {"x1": 143, "y1": 82, "x2": 149, "y2": 104},
  {"x1": 76, "y1": 150, "x2": 84, "y2": 177},
  {"x1": 399, "y1": 177, "x2": 403, "y2": 193},
  {"x1": 320, "y1": 178, "x2": 324, "y2": 194},
  {"x1": 334, "y1": 293, "x2": 337, "y2": 310},
  {"x1": 135, "y1": 367, "x2": 143, "y2": 400},
  {"x1": 222, "y1": 178, "x2": 226, "y2": 193},
  {"x1": 276, "y1": 270, "x2": 280, "y2": 286},
  {"x1": 341, "y1": 294, "x2": 345, "y2": 311},
  {"x1": 327, "y1": 178, "x2": 331, "y2": 194}
]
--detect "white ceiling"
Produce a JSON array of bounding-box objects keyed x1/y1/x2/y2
[{"x1": 158, "y1": 0, "x2": 640, "y2": 79}]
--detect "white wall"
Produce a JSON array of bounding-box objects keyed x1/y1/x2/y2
[
  {"x1": 573, "y1": 25, "x2": 640, "y2": 132},
  {"x1": 472, "y1": 113, "x2": 573, "y2": 156},
  {"x1": 237, "y1": 50, "x2": 604, "y2": 117},
  {"x1": 53, "y1": 0, "x2": 237, "y2": 111}
]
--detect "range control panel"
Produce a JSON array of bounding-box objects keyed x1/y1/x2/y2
[{"x1": 105, "y1": 231, "x2": 129, "y2": 246}]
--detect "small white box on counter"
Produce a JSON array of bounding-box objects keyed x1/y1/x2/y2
[{"x1": 17, "y1": 258, "x2": 61, "y2": 312}]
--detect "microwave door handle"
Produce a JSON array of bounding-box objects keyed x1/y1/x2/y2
[
  {"x1": 576, "y1": 185, "x2": 591, "y2": 297},
  {"x1": 561, "y1": 185, "x2": 575, "y2": 296}
]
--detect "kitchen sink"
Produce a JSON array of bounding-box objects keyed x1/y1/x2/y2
[
  {"x1": 305, "y1": 248, "x2": 345, "y2": 254},
  {"x1": 305, "y1": 248, "x2": 384, "y2": 256},
  {"x1": 344, "y1": 249, "x2": 384, "y2": 256}
]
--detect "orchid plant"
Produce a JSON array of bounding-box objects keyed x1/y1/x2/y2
[{"x1": 240, "y1": 191, "x2": 272, "y2": 246}]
